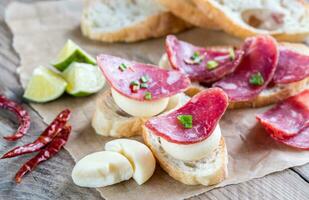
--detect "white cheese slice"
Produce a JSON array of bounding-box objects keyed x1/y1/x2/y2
[
  {"x1": 160, "y1": 124, "x2": 222, "y2": 161},
  {"x1": 111, "y1": 88, "x2": 169, "y2": 117}
]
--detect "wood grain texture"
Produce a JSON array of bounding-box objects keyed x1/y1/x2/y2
[{"x1": 0, "y1": 1, "x2": 308, "y2": 200}]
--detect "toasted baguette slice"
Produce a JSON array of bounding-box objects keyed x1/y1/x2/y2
[
  {"x1": 157, "y1": 0, "x2": 219, "y2": 29},
  {"x1": 193, "y1": 0, "x2": 309, "y2": 42},
  {"x1": 92, "y1": 90, "x2": 190, "y2": 137},
  {"x1": 159, "y1": 42, "x2": 309, "y2": 109},
  {"x1": 143, "y1": 127, "x2": 228, "y2": 185},
  {"x1": 81, "y1": 0, "x2": 191, "y2": 43}
]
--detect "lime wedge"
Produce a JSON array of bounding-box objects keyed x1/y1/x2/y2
[
  {"x1": 62, "y1": 62, "x2": 105, "y2": 97},
  {"x1": 23, "y1": 66, "x2": 67, "y2": 103},
  {"x1": 53, "y1": 39, "x2": 96, "y2": 71}
]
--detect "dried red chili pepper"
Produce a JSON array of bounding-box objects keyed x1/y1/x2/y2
[
  {"x1": 0, "y1": 95, "x2": 31, "y2": 141},
  {"x1": 1, "y1": 109, "x2": 71, "y2": 159},
  {"x1": 15, "y1": 125, "x2": 71, "y2": 183}
]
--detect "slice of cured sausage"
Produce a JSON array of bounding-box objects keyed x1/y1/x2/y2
[
  {"x1": 257, "y1": 89, "x2": 309, "y2": 149},
  {"x1": 273, "y1": 46, "x2": 309, "y2": 84},
  {"x1": 214, "y1": 35, "x2": 279, "y2": 102},
  {"x1": 97, "y1": 54, "x2": 190, "y2": 101},
  {"x1": 145, "y1": 88, "x2": 228, "y2": 144},
  {"x1": 165, "y1": 35, "x2": 244, "y2": 83}
]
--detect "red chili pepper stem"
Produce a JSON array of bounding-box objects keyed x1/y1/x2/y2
[
  {"x1": 1, "y1": 109, "x2": 71, "y2": 159},
  {"x1": 15, "y1": 125, "x2": 71, "y2": 183},
  {"x1": 0, "y1": 95, "x2": 31, "y2": 141}
]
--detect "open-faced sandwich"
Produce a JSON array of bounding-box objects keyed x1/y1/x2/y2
[
  {"x1": 160, "y1": 35, "x2": 309, "y2": 109},
  {"x1": 143, "y1": 88, "x2": 229, "y2": 185},
  {"x1": 92, "y1": 54, "x2": 191, "y2": 137}
]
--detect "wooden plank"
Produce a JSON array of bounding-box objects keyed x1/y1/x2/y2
[
  {"x1": 0, "y1": 1, "x2": 308, "y2": 200},
  {"x1": 191, "y1": 170, "x2": 309, "y2": 200}
]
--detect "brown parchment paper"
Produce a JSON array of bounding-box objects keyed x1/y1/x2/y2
[{"x1": 5, "y1": 1, "x2": 309, "y2": 200}]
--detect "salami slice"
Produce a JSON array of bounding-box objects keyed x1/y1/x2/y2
[
  {"x1": 214, "y1": 35, "x2": 279, "y2": 101},
  {"x1": 256, "y1": 89, "x2": 309, "y2": 148},
  {"x1": 165, "y1": 35, "x2": 244, "y2": 83},
  {"x1": 97, "y1": 54, "x2": 190, "y2": 101},
  {"x1": 273, "y1": 46, "x2": 309, "y2": 84},
  {"x1": 145, "y1": 88, "x2": 228, "y2": 144},
  {"x1": 269, "y1": 127, "x2": 309, "y2": 150}
]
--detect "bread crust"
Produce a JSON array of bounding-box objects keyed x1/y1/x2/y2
[
  {"x1": 92, "y1": 90, "x2": 190, "y2": 137},
  {"x1": 157, "y1": 0, "x2": 219, "y2": 29},
  {"x1": 142, "y1": 127, "x2": 228, "y2": 185},
  {"x1": 193, "y1": 0, "x2": 309, "y2": 42},
  {"x1": 81, "y1": 1, "x2": 191, "y2": 43}
]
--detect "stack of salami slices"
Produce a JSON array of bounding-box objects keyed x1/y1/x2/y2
[
  {"x1": 257, "y1": 90, "x2": 309, "y2": 150},
  {"x1": 164, "y1": 35, "x2": 309, "y2": 108}
]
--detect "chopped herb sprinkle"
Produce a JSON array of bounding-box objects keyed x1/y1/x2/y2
[
  {"x1": 140, "y1": 83, "x2": 148, "y2": 89},
  {"x1": 177, "y1": 115, "x2": 193, "y2": 129},
  {"x1": 249, "y1": 72, "x2": 264, "y2": 86},
  {"x1": 144, "y1": 92, "x2": 152, "y2": 100},
  {"x1": 229, "y1": 48, "x2": 235, "y2": 61},
  {"x1": 140, "y1": 75, "x2": 149, "y2": 83},
  {"x1": 119, "y1": 63, "x2": 127, "y2": 72},
  {"x1": 130, "y1": 80, "x2": 140, "y2": 86},
  {"x1": 184, "y1": 51, "x2": 204, "y2": 64},
  {"x1": 207, "y1": 60, "x2": 219, "y2": 70}
]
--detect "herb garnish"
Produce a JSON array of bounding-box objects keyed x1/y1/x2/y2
[
  {"x1": 184, "y1": 51, "x2": 204, "y2": 64},
  {"x1": 177, "y1": 115, "x2": 193, "y2": 129},
  {"x1": 130, "y1": 80, "x2": 140, "y2": 92},
  {"x1": 140, "y1": 75, "x2": 149, "y2": 83},
  {"x1": 249, "y1": 72, "x2": 264, "y2": 86},
  {"x1": 119, "y1": 63, "x2": 127, "y2": 72},
  {"x1": 229, "y1": 48, "x2": 235, "y2": 61},
  {"x1": 144, "y1": 92, "x2": 152, "y2": 100},
  {"x1": 206, "y1": 60, "x2": 219, "y2": 70},
  {"x1": 140, "y1": 83, "x2": 148, "y2": 89}
]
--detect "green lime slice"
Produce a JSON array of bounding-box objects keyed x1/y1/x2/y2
[
  {"x1": 62, "y1": 62, "x2": 105, "y2": 97},
  {"x1": 23, "y1": 66, "x2": 67, "y2": 103},
  {"x1": 52, "y1": 39, "x2": 96, "y2": 71}
]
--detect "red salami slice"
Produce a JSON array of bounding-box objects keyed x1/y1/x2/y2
[
  {"x1": 256, "y1": 89, "x2": 309, "y2": 140},
  {"x1": 273, "y1": 46, "x2": 309, "y2": 84},
  {"x1": 214, "y1": 35, "x2": 279, "y2": 101},
  {"x1": 97, "y1": 54, "x2": 190, "y2": 101},
  {"x1": 269, "y1": 127, "x2": 309, "y2": 150},
  {"x1": 145, "y1": 88, "x2": 228, "y2": 144},
  {"x1": 165, "y1": 35, "x2": 244, "y2": 83}
]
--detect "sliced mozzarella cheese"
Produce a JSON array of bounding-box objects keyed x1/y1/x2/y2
[
  {"x1": 111, "y1": 88, "x2": 169, "y2": 117},
  {"x1": 71, "y1": 151, "x2": 133, "y2": 188},
  {"x1": 105, "y1": 139, "x2": 156, "y2": 185},
  {"x1": 160, "y1": 125, "x2": 222, "y2": 161}
]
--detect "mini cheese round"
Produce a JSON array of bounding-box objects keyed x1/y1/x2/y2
[
  {"x1": 160, "y1": 124, "x2": 222, "y2": 161},
  {"x1": 71, "y1": 151, "x2": 133, "y2": 188},
  {"x1": 111, "y1": 88, "x2": 169, "y2": 117},
  {"x1": 105, "y1": 139, "x2": 156, "y2": 185}
]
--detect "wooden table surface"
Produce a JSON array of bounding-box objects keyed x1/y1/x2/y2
[{"x1": 0, "y1": 1, "x2": 308, "y2": 199}]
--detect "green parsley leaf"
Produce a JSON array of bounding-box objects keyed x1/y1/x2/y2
[
  {"x1": 130, "y1": 80, "x2": 140, "y2": 86},
  {"x1": 207, "y1": 60, "x2": 219, "y2": 70},
  {"x1": 140, "y1": 83, "x2": 148, "y2": 88},
  {"x1": 177, "y1": 114, "x2": 193, "y2": 129},
  {"x1": 119, "y1": 63, "x2": 127, "y2": 72},
  {"x1": 249, "y1": 72, "x2": 264, "y2": 86},
  {"x1": 140, "y1": 75, "x2": 149, "y2": 83},
  {"x1": 229, "y1": 48, "x2": 235, "y2": 61},
  {"x1": 144, "y1": 92, "x2": 152, "y2": 100}
]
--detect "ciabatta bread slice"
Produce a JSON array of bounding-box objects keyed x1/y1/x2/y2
[
  {"x1": 92, "y1": 90, "x2": 190, "y2": 137},
  {"x1": 159, "y1": 42, "x2": 309, "y2": 109},
  {"x1": 193, "y1": 0, "x2": 309, "y2": 42},
  {"x1": 142, "y1": 127, "x2": 228, "y2": 185},
  {"x1": 157, "y1": 0, "x2": 219, "y2": 29},
  {"x1": 81, "y1": 0, "x2": 191, "y2": 43}
]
